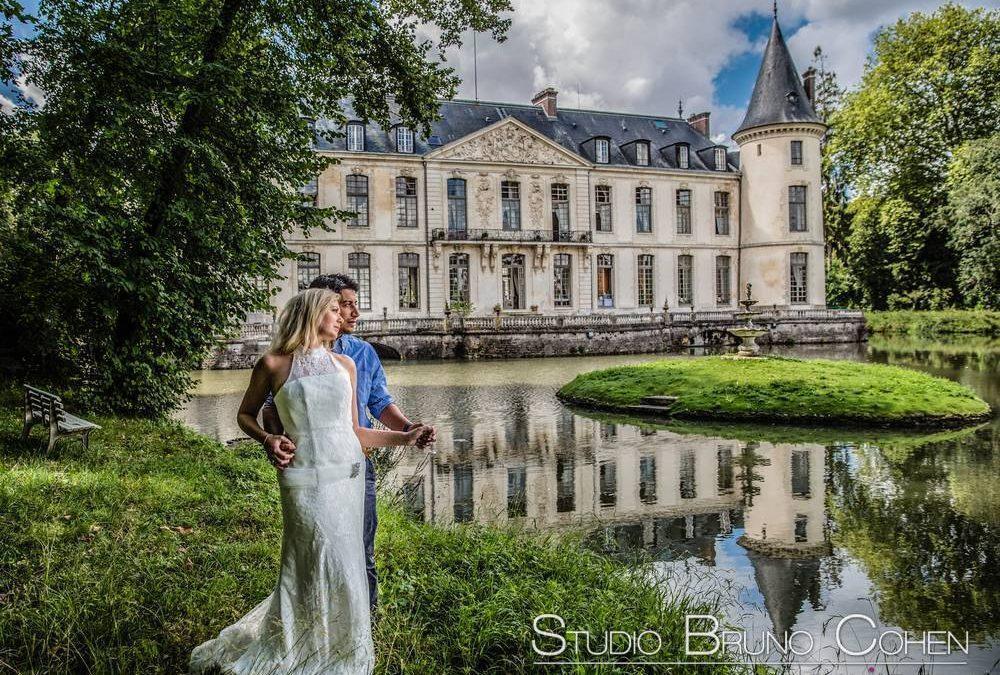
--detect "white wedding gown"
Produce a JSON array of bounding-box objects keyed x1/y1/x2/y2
[{"x1": 190, "y1": 346, "x2": 374, "y2": 674}]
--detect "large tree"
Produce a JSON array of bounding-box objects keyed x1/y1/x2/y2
[
  {"x1": 0, "y1": 0, "x2": 510, "y2": 416},
  {"x1": 943, "y1": 134, "x2": 1000, "y2": 310},
  {"x1": 828, "y1": 4, "x2": 1000, "y2": 309}
]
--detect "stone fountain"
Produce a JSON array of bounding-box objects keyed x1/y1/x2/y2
[{"x1": 728, "y1": 283, "x2": 770, "y2": 357}]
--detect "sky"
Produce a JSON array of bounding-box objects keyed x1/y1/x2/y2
[{"x1": 4, "y1": 0, "x2": 1000, "y2": 142}]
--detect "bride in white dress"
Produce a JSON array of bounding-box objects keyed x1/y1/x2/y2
[{"x1": 190, "y1": 288, "x2": 426, "y2": 674}]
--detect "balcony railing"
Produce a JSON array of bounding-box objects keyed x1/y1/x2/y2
[{"x1": 431, "y1": 228, "x2": 593, "y2": 244}]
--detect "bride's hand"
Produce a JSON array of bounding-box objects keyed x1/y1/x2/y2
[{"x1": 265, "y1": 434, "x2": 296, "y2": 469}]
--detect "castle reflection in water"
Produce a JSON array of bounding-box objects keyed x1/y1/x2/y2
[{"x1": 382, "y1": 388, "x2": 827, "y2": 561}]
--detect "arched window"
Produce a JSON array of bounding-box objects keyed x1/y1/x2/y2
[
  {"x1": 346, "y1": 174, "x2": 368, "y2": 228},
  {"x1": 296, "y1": 252, "x2": 320, "y2": 291},
  {"x1": 447, "y1": 178, "x2": 467, "y2": 234},
  {"x1": 448, "y1": 253, "x2": 470, "y2": 304},
  {"x1": 501, "y1": 253, "x2": 525, "y2": 309},
  {"x1": 347, "y1": 252, "x2": 371, "y2": 311}
]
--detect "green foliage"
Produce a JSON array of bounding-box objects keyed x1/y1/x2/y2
[
  {"x1": 0, "y1": 387, "x2": 740, "y2": 674},
  {"x1": 866, "y1": 310, "x2": 1000, "y2": 338},
  {"x1": 558, "y1": 356, "x2": 990, "y2": 427},
  {"x1": 827, "y1": 4, "x2": 1000, "y2": 309},
  {"x1": 0, "y1": 0, "x2": 511, "y2": 416},
  {"x1": 942, "y1": 134, "x2": 1000, "y2": 309}
]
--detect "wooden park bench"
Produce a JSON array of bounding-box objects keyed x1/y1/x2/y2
[{"x1": 21, "y1": 385, "x2": 100, "y2": 451}]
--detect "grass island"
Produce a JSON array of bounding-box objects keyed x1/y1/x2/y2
[{"x1": 557, "y1": 356, "x2": 991, "y2": 428}]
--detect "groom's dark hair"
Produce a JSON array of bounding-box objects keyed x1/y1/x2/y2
[{"x1": 309, "y1": 273, "x2": 359, "y2": 294}]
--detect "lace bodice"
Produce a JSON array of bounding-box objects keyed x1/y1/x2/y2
[{"x1": 272, "y1": 346, "x2": 361, "y2": 474}]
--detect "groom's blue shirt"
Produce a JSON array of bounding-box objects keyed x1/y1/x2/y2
[{"x1": 333, "y1": 334, "x2": 392, "y2": 429}]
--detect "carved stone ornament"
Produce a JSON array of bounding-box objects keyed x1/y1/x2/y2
[
  {"x1": 503, "y1": 168, "x2": 519, "y2": 181},
  {"x1": 431, "y1": 243, "x2": 442, "y2": 269},
  {"x1": 301, "y1": 244, "x2": 316, "y2": 252},
  {"x1": 438, "y1": 122, "x2": 571, "y2": 165},
  {"x1": 553, "y1": 173, "x2": 569, "y2": 183},
  {"x1": 351, "y1": 244, "x2": 367, "y2": 252},
  {"x1": 450, "y1": 169, "x2": 466, "y2": 177},
  {"x1": 349, "y1": 165, "x2": 366, "y2": 176},
  {"x1": 528, "y1": 182, "x2": 544, "y2": 227},
  {"x1": 638, "y1": 179, "x2": 651, "y2": 188},
  {"x1": 476, "y1": 174, "x2": 493, "y2": 227},
  {"x1": 398, "y1": 166, "x2": 417, "y2": 178}
]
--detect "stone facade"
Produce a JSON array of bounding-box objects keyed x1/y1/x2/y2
[{"x1": 260, "y1": 15, "x2": 828, "y2": 323}]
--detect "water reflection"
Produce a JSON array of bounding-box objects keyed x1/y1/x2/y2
[{"x1": 177, "y1": 342, "x2": 1000, "y2": 671}]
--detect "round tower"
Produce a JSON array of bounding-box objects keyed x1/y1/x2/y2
[{"x1": 733, "y1": 14, "x2": 827, "y2": 309}]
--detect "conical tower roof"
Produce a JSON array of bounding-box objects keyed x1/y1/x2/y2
[{"x1": 734, "y1": 17, "x2": 822, "y2": 135}]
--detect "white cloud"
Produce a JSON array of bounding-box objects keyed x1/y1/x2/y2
[
  {"x1": 0, "y1": 93, "x2": 15, "y2": 114},
  {"x1": 431, "y1": 0, "x2": 1000, "y2": 141},
  {"x1": 15, "y1": 69, "x2": 45, "y2": 108}
]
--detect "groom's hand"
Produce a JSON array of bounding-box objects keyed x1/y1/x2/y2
[
  {"x1": 265, "y1": 435, "x2": 296, "y2": 469},
  {"x1": 410, "y1": 423, "x2": 436, "y2": 449}
]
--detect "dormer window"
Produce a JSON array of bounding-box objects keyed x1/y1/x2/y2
[
  {"x1": 677, "y1": 144, "x2": 690, "y2": 169},
  {"x1": 396, "y1": 126, "x2": 414, "y2": 153},
  {"x1": 595, "y1": 138, "x2": 610, "y2": 164},
  {"x1": 715, "y1": 147, "x2": 727, "y2": 171},
  {"x1": 636, "y1": 141, "x2": 650, "y2": 167},
  {"x1": 347, "y1": 122, "x2": 365, "y2": 151}
]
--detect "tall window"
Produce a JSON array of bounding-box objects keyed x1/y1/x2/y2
[
  {"x1": 453, "y1": 464, "x2": 473, "y2": 523},
  {"x1": 448, "y1": 252, "x2": 470, "y2": 304},
  {"x1": 714, "y1": 191, "x2": 730, "y2": 235},
  {"x1": 679, "y1": 449, "x2": 696, "y2": 499},
  {"x1": 447, "y1": 178, "x2": 467, "y2": 233},
  {"x1": 551, "y1": 183, "x2": 570, "y2": 239},
  {"x1": 677, "y1": 144, "x2": 690, "y2": 169},
  {"x1": 599, "y1": 461, "x2": 617, "y2": 507},
  {"x1": 296, "y1": 252, "x2": 320, "y2": 291},
  {"x1": 396, "y1": 126, "x2": 413, "y2": 153},
  {"x1": 715, "y1": 147, "x2": 727, "y2": 171},
  {"x1": 789, "y1": 185, "x2": 807, "y2": 231},
  {"x1": 790, "y1": 140, "x2": 803, "y2": 166},
  {"x1": 347, "y1": 252, "x2": 371, "y2": 310},
  {"x1": 791, "y1": 450, "x2": 811, "y2": 497},
  {"x1": 637, "y1": 254, "x2": 654, "y2": 306},
  {"x1": 556, "y1": 456, "x2": 575, "y2": 513},
  {"x1": 716, "y1": 255, "x2": 732, "y2": 305},
  {"x1": 346, "y1": 122, "x2": 365, "y2": 151},
  {"x1": 346, "y1": 174, "x2": 368, "y2": 227},
  {"x1": 677, "y1": 254, "x2": 693, "y2": 306},
  {"x1": 395, "y1": 176, "x2": 417, "y2": 228},
  {"x1": 676, "y1": 189, "x2": 692, "y2": 234},
  {"x1": 635, "y1": 187, "x2": 652, "y2": 233},
  {"x1": 595, "y1": 138, "x2": 610, "y2": 164},
  {"x1": 595, "y1": 185, "x2": 612, "y2": 232},
  {"x1": 636, "y1": 141, "x2": 650, "y2": 166},
  {"x1": 398, "y1": 253, "x2": 420, "y2": 309},
  {"x1": 790, "y1": 252, "x2": 808, "y2": 304},
  {"x1": 501, "y1": 180, "x2": 521, "y2": 231},
  {"x1": 553, "y1": 253, "x2": 572, "y2": 308},
  {"x1": 596, "y1": 254, "x2": 614, "y2": 308},
  {"x1": 501, "y1": 253, "x2": 525, "y2": 309}
]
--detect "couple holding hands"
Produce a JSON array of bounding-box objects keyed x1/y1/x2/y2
[{"x1": 191, "y1": 274, "x2": 435, "y2": 674}]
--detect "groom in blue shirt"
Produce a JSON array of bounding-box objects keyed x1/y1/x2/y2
[{"x1": 261, "y1": 273, "x2": 434, "y2": 612}]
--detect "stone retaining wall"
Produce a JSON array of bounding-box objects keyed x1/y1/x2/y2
[{"x1": 203, "y1": 314, "x2": 867, "y2": 368}]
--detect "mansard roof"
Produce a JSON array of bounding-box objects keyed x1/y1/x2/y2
[
  {"x1": 734, "y1": 18, "x2": 822, "y2": 135},
  {"x1": 316, "y1": 99, "x2": 734, "y2": 171}
]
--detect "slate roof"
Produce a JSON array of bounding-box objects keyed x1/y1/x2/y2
[
  {"x1": 315, "y1": 99, "x2": 735, "y2": 172},
  {"x1": 734, "y1": 18, "x2": 822, "y2": 135}
]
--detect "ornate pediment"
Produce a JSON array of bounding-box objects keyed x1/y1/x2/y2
[{"x1": 429, "y1": 118, "x2": 588, "y2": 167}]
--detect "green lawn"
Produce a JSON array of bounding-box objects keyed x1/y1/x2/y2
[
  {"x1": 0, "y1": 386, "x2": 750, "y2": 674},
  {"x1": 557, "y1": 356, "x2": 990, "y2": 427},
  {"x1": 866, "y1": 310, "x2": 1000, "y2": 338}
]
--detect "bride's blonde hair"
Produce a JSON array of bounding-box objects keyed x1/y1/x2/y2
[{"x1": 269, "y1": 288, "x2": 340, "y2": 355}]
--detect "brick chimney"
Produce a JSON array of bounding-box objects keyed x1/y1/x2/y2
[
  {"x1": 802, "y1": 67, "x2": 817, "y2": 106},
  {"x1": 687, "y1": 111, "x2": 710, "y2": 137},
  {"x1": 531, "y1": 87, "x2": 558, "y2": 119}
]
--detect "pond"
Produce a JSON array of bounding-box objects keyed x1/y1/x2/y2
[{"x1": 177, "y1": 338, "x2": 1000, "y2": 672}]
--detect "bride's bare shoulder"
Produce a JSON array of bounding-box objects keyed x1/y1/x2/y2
[{"x1": 256, "y1": 352, "x2": 291, "y2": 375}]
